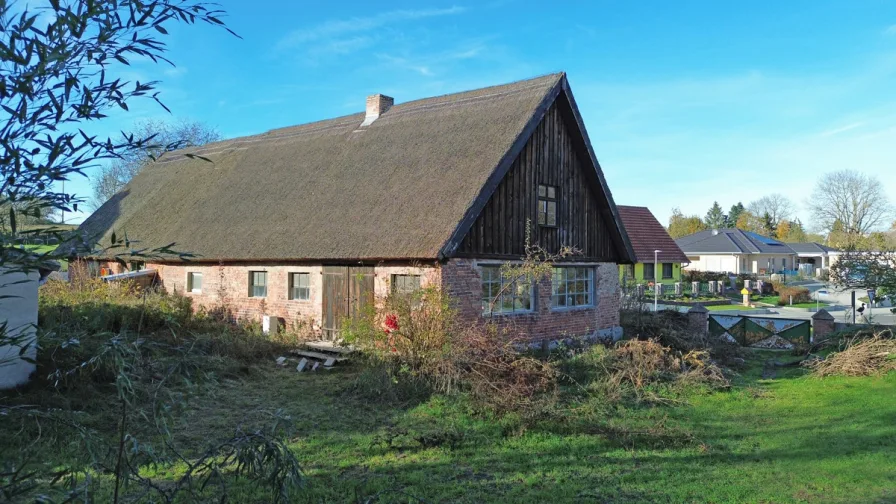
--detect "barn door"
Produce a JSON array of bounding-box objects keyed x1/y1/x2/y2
[{"x1": 321, "y1": 266, "x2": 375, "y2": 340}]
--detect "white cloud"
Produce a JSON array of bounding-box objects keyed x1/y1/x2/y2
[
  {"x1": 276, "y1": 6, "x2": 466, "y2": 52},
  {"x1": 885, "y1": 24, "x2": 896, "y2": 35}
]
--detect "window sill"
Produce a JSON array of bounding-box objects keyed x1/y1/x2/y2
[
  {"x1": 288, "y1": 299, "x2": 312, "y2": 303},
  {"x1": 481, "y1": 310, "x2": 535, "y2": 318},
  {"x1": 189, "y1": 289, "x2": 202, "y2": 294},
  {"x1": 551, "y1": 304, "x2": 595, "y2": 313}
]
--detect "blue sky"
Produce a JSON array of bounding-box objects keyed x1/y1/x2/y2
[{"x1": 65, "y1": 0, "x2": 896, "y2": 228}]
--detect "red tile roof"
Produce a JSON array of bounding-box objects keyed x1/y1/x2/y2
[{"x1": 617, "y1": 206, "x2": 689, "y2": 264}]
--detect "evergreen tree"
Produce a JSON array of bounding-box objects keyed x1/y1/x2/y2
[
  {"x1": 728, "y1": 202, "x2": 745, "y2": 228},
  {"x1": 704, "y1": 201, "x2": 727, "y2": 229}
]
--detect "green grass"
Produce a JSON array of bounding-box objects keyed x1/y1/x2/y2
[
  {"x1": 705, "y1": 304, "x2": 762, "y2": 311},
  {"x1": 23, "y1": 243, "x2": 67, "y2": 271},
  {"x1": 6, "y1": 322, "x2": 895, "y2": 502},
  {"x1": 166, "y1": 359, "x2": 895, "y2": 503}
]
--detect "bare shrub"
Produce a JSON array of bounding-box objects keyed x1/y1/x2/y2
[
  {"x1": 590, "y1": 339, "x2": 729, "y2": 404},
  {"x1": 620, "y1": 309, "x2": 744, "y2": 366},
  {"x1": 808, "y1": 332, "x2": 895, "y2": 377},
  {"x1": 342, "y1": 286, "x2": 558, "y2": 418}
]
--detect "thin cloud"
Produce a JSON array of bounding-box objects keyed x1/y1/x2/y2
[
  {"x1": 276, "y1": 6, "x2": 466, "y2": 51},
  {"x1": 819, "y1": 122, "x2": 864, "y2": 137},
  {"x1": 885, "y1": 24, "x2": 896, "y2": 35}
]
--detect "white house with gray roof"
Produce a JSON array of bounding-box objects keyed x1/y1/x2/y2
[
  {"x1": 788, "y1": 242, "x2": 841, "y2": 275},
  {"x1": 676, "y1": 229, "x2": 797, "y2": 275}
]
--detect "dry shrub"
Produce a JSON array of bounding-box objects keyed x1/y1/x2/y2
[
  {"x1": 620, "y1": 309, "x2": 744, "y2": 366},
  {"x1": 774, "y1": 285, "x2": 811, "y2": 305},
  {"x1": 596, "y1": 339, "x2": 729, "y2": 403},
  {"x1": 342, "y1": 287, "x2": 558, "y2": 417},
  {"x1": 451, "y1": 323, "x2": 558, "y2": 418},
  {"x1": 809, "y1": 332, "x2": 896, "y2": 377}
]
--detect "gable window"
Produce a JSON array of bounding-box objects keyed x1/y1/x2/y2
[
  {"x1": 662, "y1": 263, "x2": 674, "y2": 279},
  {"x1": 481, "y1": 265, "x2": 533, "y2": 315},
  {"x1": 249, "y1": 271, "x2": 267, "y2": 298},
  {"x1": 551, "y1": 267, "x2": 593, "y2": 308},
  {"x1": 392, "y1": 274, "x2": 422, "y2": 295},
  {"x1": 288, "y1": 272, "x2": 310, "y2": 301},
  {"x1": 643, "y1": 262, "x2": 655, "y2": 281},
  {"x1": 537, "y1": 184, "x2": 557, "y2": 227},
  {"x1": 187, "y1": 272, "x2": 203, "y2": 293}
]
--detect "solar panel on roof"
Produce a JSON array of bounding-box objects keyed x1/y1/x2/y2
[{"x1": 744, "y1": 231, "x2": 783, "y2": 245}]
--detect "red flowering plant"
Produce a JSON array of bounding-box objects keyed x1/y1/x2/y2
[{"x1": 341, "y1": 285, "x2": 455, "y2": 377}]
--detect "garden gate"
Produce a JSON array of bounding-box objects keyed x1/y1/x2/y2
[{"x1": 709, "y1": 314, "x2": 810, "y2": 347}]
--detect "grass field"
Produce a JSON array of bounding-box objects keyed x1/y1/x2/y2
[
  {"x1": 154, "y1": 352, "x2": 895, "y2": 503},
  {"x1": 705, "y1": 304, "x2": 762, "y2": 311},
  {"x1": 6, "y1": 284, "x2": 895, "y2": 503},
  {"x1": 23, "y1": 243, "x2": 67, "y2": 271}
]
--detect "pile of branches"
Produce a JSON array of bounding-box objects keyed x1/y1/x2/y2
[
  {"x1": 620, "y1": 309, "x2": 744, "y2": 366},
  {"x1": 808, "y1": 331, "x2": 895, "y2": 377},
  {"x1": 588, "y1": 339, "x2": 729, "y2": 405}
]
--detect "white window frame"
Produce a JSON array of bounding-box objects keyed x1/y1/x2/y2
[
  {"x1": 249, "y1": 271, "x2": 267, "y2": 298},
  {"x1": 187, "y1": 271, "x2": 203, "y2": 293},
  {"x1": 288, "y1": 272, "x2": 310, "y2": 301}
]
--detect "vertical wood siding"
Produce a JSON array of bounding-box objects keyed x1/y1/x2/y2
[{"x1": 458, "y1": 102, "x2": 619, "y2": 261}]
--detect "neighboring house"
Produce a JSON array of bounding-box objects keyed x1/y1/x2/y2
[
  {"x1": 788, "y1": 242, "x2": 840, "y2": 275},
  {"x1": 76, "y1": 73, "x2": 635, "y2": 343},
  {"x1": 616, "y1": 206, "x2": 688, "y2": 286},
  {"x1": 676, "y1": 229, "x2": 796, "y2": 274}
]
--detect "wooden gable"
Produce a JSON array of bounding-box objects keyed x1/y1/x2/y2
[{"x1": 454, "y1": 93, "x2": 628, "y2": 262}]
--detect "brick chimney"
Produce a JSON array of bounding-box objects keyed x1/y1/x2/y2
[{"x1": 361, "y1": 93, "x2": 394, "y2": 126}]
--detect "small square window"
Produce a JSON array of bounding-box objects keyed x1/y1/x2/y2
[
  {"x1": 392, "y1": 274, "x2": 421, "y2": 295},
  {"x1": 288, "y1": 272, "x2": 310, "y2": 301},
  {"x1": 249, "y1": 271, "x2": 267, "y2": 298},
  {"x1": 187, "y1": 272, "x2": 202, "y2": 293},
  {"x1": 537, "y1": 184, "x2": 558, "y2": 227}
]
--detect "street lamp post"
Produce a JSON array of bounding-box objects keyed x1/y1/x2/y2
[{"x1": 654, "y1": 249, "x2": 661, "y2": 312}]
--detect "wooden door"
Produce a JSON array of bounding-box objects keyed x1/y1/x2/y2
[{"x1": 321, "y1": 266, "x2": 375, "y2": 340}]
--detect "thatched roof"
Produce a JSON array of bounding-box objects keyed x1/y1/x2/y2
[{"x1": 79, "y1": 73, "x2": 630, "y2": 262}]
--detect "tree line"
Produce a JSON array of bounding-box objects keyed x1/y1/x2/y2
[{"x1": 668, "y1": 170, "x2": 896, "y2": 249}]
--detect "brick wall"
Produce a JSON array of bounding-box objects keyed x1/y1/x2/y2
[
  {"x1": 440, "y1": 258, "x2": 621, "y2": 344},
  {"x1": 141, "y1": 261, "x2": 440, "y2": 336},
  {"x1": 88, "y1": 258, "x2": 622, "y2": 343}
]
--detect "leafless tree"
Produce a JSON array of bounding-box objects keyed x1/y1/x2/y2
[
  {"x1": 747, "y1": 193, "x2": 795, "y2": 224},
  {"x1": 807, "y1": 170, "x2": 894, "y2": 235},
  {"x1": 91, "y1": 119, "x2": 221, "y2": 209}
]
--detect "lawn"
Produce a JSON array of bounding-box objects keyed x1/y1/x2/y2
[
  {"x1": 23, "y1": 243, "x2": 68, "y2": 271},
  {"x1": 162, "y1": 355, "x2": 894, "y2": 503},
  {"x1": 705, "y1": 304, "x2": 761, "y2": 311},
  {"x1": 6, "y1": 283, "x2": 895, "y2": 503}
]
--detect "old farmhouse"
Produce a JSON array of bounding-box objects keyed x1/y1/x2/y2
[{"x1": 78, "y1": 73, "x2": 635, "y2": 343}]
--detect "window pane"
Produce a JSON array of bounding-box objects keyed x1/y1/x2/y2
[
  {"x1": 547, "y1": 201, "x2": 557, "y2": 226},
  {"x1": 547, "y1": 186, "x2": 556, "y2": 199},
  {"x1": 538, "y1": 185, "x2": 546, "y2": 197}
]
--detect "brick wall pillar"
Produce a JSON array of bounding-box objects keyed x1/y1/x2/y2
[
  {"x1": 811, "y1": 309, "x2": 835, "y2": 342},
  {"x1": 688, "y1": 303, "x2": 709, "y2": 335}
]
